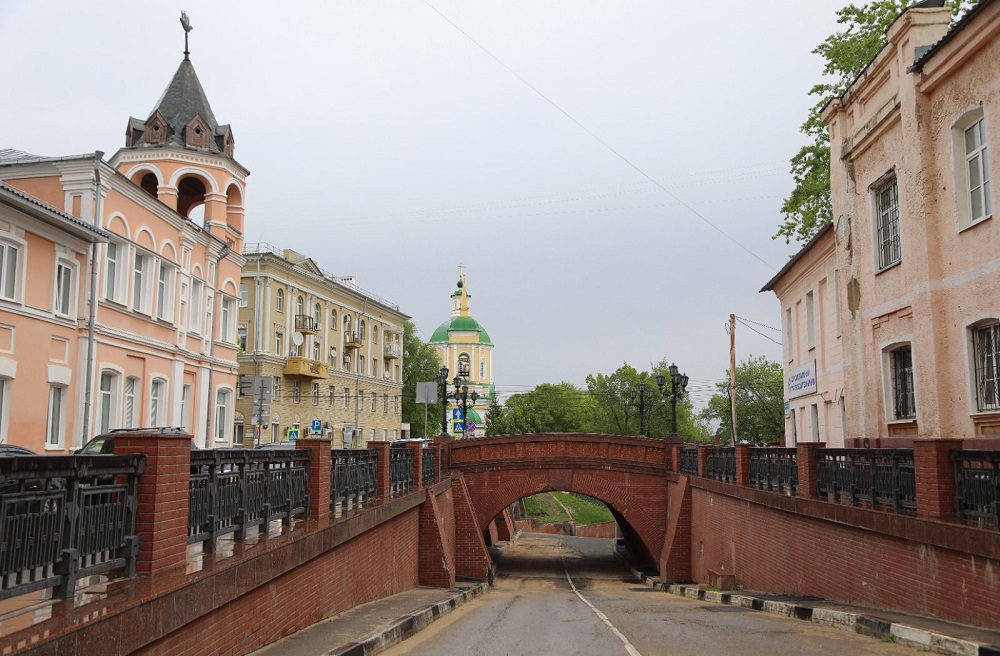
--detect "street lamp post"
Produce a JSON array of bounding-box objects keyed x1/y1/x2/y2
[
  {"x1": 629, "y1": 381, "x2": 655, "y2": 437},
  {"x1": 659, "y1": 363, "x2": 689, "y2": 436},
  {"x1": 436, "y1": 366, "x2": 450, "y2": 436},
  {"x1": 457, "y1": 384, "x2": 480, "y2": 439},
  {"x1": 436, "y1": 365, "x2": 480, "y2": 438}
]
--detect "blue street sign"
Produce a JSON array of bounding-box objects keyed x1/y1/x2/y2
[{"x1": 311, "y1": 419, "x2": 322, "y2": 432}]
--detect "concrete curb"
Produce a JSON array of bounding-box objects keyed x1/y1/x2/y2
[
  {"x1": 623, "y1": 563, "x2": 1000, "y2": 656},
  {"x1": 325, "y1": 583, "x2": 488, "y2": 656}
]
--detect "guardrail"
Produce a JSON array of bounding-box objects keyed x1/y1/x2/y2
[
  {"x1": 706, "y1": 447, "x2": 736, "y2": 483},
  {"x1": 748, "y1": 447, "x2": 798, "y2": 495},
  {"x1": 816, "y1": 448, "x2": 915, "y2": 514},
  {"x1": 331, "y1": 449, "x2": 378, "y2": 511},
  {"x1": 188, "y1": 449, "x2": 310, "y2": 551},
  {"x1": 389, "y1": 447, "x2": 414, "y2": 497},
  {"x1": 952, "y1": 450, "x2": 1000, "y2": 528},
  {"x1": 680, "y1": 447, "x2": 698, "y2": 476},
  {"x1": 422, "y1": 449, "x2": 437, "y2": 487},
  {"x1": 0, "y1": 454, "x2": 144, "y2": 600}
]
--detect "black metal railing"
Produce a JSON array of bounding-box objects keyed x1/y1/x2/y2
[
  {"x1": 422, "y1": 449, "x2": 437, "y2": 487},
  {"x1": 389, "y1": 447, "x2": 414, "y2": 497},
  {"x1": 706, "y1": 447, "x2": 736, "y2": 483},
  {"x1": 749, "y1": 448, "x2": 798, "y2": 495},
  {"x1": 952, "y1": 450, "x2": 1000, "y2": 528},
  {"x1": 816, "y1": 448, "x2": 915, "y2": 513},
  {"x1": 188, "y1": 449, "x2": 310, "y2": 551},
  {"x1": 294, "y1": 314, "x2": 318, "y2": 332},
  {"x1": 331, "y1": 449, "x2": 378, "y2": 511},
  {"x1": 680, "y1": 447, "x2": 698, "y2": 476},
  {"x1": 0, "y1": 454, "x2": 144, "y2": 601}
]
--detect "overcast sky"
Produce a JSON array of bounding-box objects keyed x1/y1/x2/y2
[{"x1": 1, "y1": 1, "x2": 847, "y2": 408}]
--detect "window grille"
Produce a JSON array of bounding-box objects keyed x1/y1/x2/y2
[
  {"x1": 891, "y1": 346, "x2": 915, "y2": 419},
  {"x1": 975, "y1": 322, "x2": 1000, "y2": 411},
  {"x1": 875, "y1": 177, "x2": 901, "y2": 269}
]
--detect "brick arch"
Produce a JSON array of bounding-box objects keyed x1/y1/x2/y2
[{"x1": 450, "y1": 433, "x2": 673, "y2": 567}]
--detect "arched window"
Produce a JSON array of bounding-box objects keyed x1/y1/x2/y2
[
  {"x1": 240, "y1": 283, "x2": 248, "y2": 307},
  {"x1": 360, "y1": 319, "x2": 366, "y2": 336},
  {"x1": 177, "y1": 175, "x2": 208, "y2": 218},
  {"x1": 343, "y1": 314, "x2": 352, "y2": 334},
  {"x1": 314, "y1": 302, "x2": 321, "y2": 324},
  {"x1": 276, "y1": 288, "x2": 284, "y2": 313},
  {"x1": 140, "y1": 173, "x2": 158, "y2": 198},
  {"x1": 331, "y1": 308, "x2": 337, "y2": 329},
  {"x1": 296, "y1": 295, "x2": 304, "y2": 317},
  {"x1": 98, "y1": 370, "x2": 121, "y2": 434},
  {"x1": 372, "y1": 325, "x2": 378, "y2": 343},
  {"x1": 458, "y1": 353, "x2": 471, "y2": 378},
  {"x1": 150, "y1": 378, "x2": 167, "y2": 427},
  {"x1": 971, "y1": 320, "x2": 1000, "y2": 411}
]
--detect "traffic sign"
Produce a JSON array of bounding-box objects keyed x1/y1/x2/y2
[
  {"x1": 311, "y1": 419, "x2": 322, "y2": 433},
  {"x1": 288, "y1": 428, "x2": 300, "y2": 441}
]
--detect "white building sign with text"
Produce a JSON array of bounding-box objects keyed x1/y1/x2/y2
[{"x1": 787, "y1": 360, "x2": 817, "y2": 399}]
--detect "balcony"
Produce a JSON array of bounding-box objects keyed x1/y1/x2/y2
[
  {"x1": 295, "y1": 314, "x2": 319, "y2": 335},
  {"x1": 284, "y1": 357, "x2": 328, "y2": 379},
  {"x1": 344, "y1": 331, "x2": 364, "y2": 349},
  {"x1": 384, "y1": 343, "x2": 402, "y2": 359}
]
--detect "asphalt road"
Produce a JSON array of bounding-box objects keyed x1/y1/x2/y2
[{"x1": 380, "y1": 534, "x2": 917, "y2": 656}]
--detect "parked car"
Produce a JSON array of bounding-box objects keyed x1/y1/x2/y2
[
  {"x1": 390, "y1": 438, "x2": 432, "y2": 448},
  {"x1": 254, "y1": 442, "x2": 298, "y2": 450},
  {"x1": 0, "y1": 444, "x2": 64, "y2": 495},
  {"x1": 77, "y1": 427, "x2": 195, "y2": 455}
]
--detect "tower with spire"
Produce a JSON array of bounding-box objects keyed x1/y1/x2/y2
[{"x1": 429, "y1": 267, "x2": 495, "y2": 436}]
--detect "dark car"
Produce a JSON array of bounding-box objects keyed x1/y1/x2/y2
[
  {"x1": 254, "y1": 442, "x2": 298, "y2": 450},
  {"x1": 78, "y1": 427, "x2": 195, "y2": 455},
  {"x1": 0, "y1": 444, "x2": 63, "y2": 495}
]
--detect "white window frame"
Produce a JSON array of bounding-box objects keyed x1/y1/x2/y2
[
  {"x1": 275, "y1": 331, "x2": 284, "y2": 357},
  {"x1": 872, "y1": 173, "x2": 901, "y2": 271},
  {"x1": 272, "y1": 376, "x2": 281, "y2": 402},
  {"x1": 954, "y1": 110, "x2": 992, "y2": 230},
  {"x1": 311, "y1": 382, "x2": 319, "y2": 405},
  {"x1": 215, "y1": 388, "x2": 232, "y2": 444},
  {"x1": 972, "y1": 320, "x2": 1000, "y2": 412},
  {"x1": 104, "y1": 239, "x2": 127, "y2": 304},
  {"x1": 293, "y1": 380, "x2": 301, "y2": 403},
  {"x1": 156, "y1": 261, "x2": 176, "y2": 322},
  {"x1": 189, "y1": 278, "x2": 204, "y2": 333},
  {"x1": 124, "y1": 376, "x2": 139, "y2": 429},
  {"x1": 150, "y1": 377, "x2": 167, "y2": 427},
  {"x1": 240, "y1": 283, "x2": 249, "y2": 307},
  {"x1": 0, "y1": 236, "x2": 25, "y2": 303},
  {"x1": 220, "y1": 296, "x2": 236, "y2": 343},
  {"x1": 54, "y1": 258, "x2": 75, "y2": 318},
  {"x1": 46, "y1": 385, "x2": 67, "y2": 449},
  {"x1": 180, "y1": 384, "x2": 191, "y2": 431},
  {"x1": 275, "y1": 288, "x2": 285, "y2": 313},
  {"x1": 132, "y1": 249, "x2": 153, "y2": 314},
  {"x1": 98, "y1": 369, "x2": 120, "y2": 434}
]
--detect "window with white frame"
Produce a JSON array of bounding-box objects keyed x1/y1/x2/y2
[
  {"x1": 0, "y1": 377, "x2": 8, "y2": 443},
  {"x1": 805, "y1": 290, "x2": 815, "y2": 350},
  {"x1": 55, "y1": 260, "x2": 74, "y2": 317},
  {"x1": 874, "y1": 175, "x2": 901, "y2": 270},
  {"x1": 312, "y1": 340, "x2": 320, "y2": 361},
  {"x1": 331, "y1": 309, "x2": 337, "y2": 330},
  {"x1": 0, "y1": 239, "x2": 22, "y2": 302},
  {"x1": 955, "y1": 113, "x2": 992, "y2": 229},
  {"x1": 189, "y1": 278, "x2": 204, "y2": 333},
  {"x1": 46, "y1": 385, "x2": 66, "y2": 448},
  {"x1": 133, "y1": 250, "x2": 153, "y2": 313},
  {"x1": 312, "y1": 382, "x2": 319, "y2": 405},
  {"x1": 888, "y1": 345, "x2": 916, "y2": 420},
  {"x1": 237, "y1": 327, "x2": 248, "y2": 353},
  {"x1": 98, "y1": 370, "x2": 119, "y2": 434},
  {"x1": 215, "y1": 389, "x2": 231, "y2": 443},
  {"x1": 296, "y1": 295, "x2": 304, "y2": 317},
  {"x1": 124, "y1": 376, "x2": 139, "y2": 428},
  {"x1": 180, "y1": 384, "x2": 191, "y2": 431},
  {"x1": 104, "y1": 240, "x2": 126, "y2": 303},
  {"x1": 156, "y1": 262, "x2": 175, "y2": 321},
  {"x1": 240, "y1": 283, "x2": 248, "y2": 307},
  {"x1": 313, "y1": 303, "x2": 321, "y2": 326},
  {"x1": 371, "y1": 358, "x2": 377, "y2": 377},
  {"x1": 272, "y1": 376, "x2": 281, "y2": 402},
  {"x1": 292, "y1": 380, "x2": 301, "y2": 403},
  {"x1": 329, "y1": 347, "x2": 337, "y2": 367},
  {"x1": 344, "y1": 387, "x2": 350, "y2": 408},
  {"x1": 150, "y1": 378, "x2": 166, "y2": 426},
  {"x1": 973, "y1": 321, "x2": 1000, "y2": 411},
  {"x1": 275, "y1": 288, "x2": 284, "y2": 313},
  {"x1": 275, "y1": 331, "x2": 283, "y2": 357},
  {"x1": 785, "y1": 307, "x2": 794, "y2": 361},
  {"x1": 220, "y1": 296, "x2": 235, "y2": 342}
]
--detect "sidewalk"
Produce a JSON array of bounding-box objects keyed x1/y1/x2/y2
[{"x1": 250, "y1": 582, "x2": 486, "y2": 656}]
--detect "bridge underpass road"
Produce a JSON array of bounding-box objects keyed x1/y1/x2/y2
[{"x1": 381, "y1": 534, "x2": 916, "y2": 656}]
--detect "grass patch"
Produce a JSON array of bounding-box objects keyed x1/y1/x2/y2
[
  {"x1": 551, "y1": 492, "x2": 614, "y2": 526},
  {"x1": 523, "y1": 494, "x2": 570, "y2": 523}
]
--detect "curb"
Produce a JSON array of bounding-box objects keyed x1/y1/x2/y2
[
  {"x1": 325, "y1": 583, "x2": 488, "y2": 656},
  {"x1": 623, "y1": 563, "x2": 1000, "y2": 656}
]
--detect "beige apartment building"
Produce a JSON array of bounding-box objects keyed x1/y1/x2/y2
[{"x1": 236, "y1": 244, "x2": 407, "y2": 447}]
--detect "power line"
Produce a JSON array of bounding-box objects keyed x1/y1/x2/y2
[
  {"x1": 421, "y1": 0, "x2": 778, "y2": 271},
  {"x1": 735, "y1": 318, "x2": 782, "y2": 346},
  {"x1": 734, "y1": 315, "x2": 781, "y2": 332}
]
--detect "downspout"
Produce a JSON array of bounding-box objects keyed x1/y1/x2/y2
[
  {"x1": 203, "y1": 244, "x2": 230, "y2": 446},
  {"x1": 81, "y1": 151, "x2": 104, "y2": 444}
]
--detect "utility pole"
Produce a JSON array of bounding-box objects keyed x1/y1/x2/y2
[{"x1": 729, "y1": 313, "x2": 738, "y2": 445}]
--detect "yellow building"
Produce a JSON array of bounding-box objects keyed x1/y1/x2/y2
[
  {"x1": 429, "y1": 269, "x2": 494, "y2": 437},
  {"x1": 236, "y1": 244, "x2": 407, "y2": 447}
]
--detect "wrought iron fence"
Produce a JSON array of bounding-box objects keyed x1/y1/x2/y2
[
  {"x1": 952, "y1": 450, "x2": 1000, "y2": 528},
  {"x1": 389, "y1": 447, "x2": 414, "y2": 497},
  {"x1": 0, "y1": 454, "x2": 144, "y2": 601},
  {"x1": 706, "y1": 447, "x2": 736, "y2": 483},
  {"x1": 331, "y1": 449, "x2": 378, "y2": 511},
  {"x1": 749, "y1": 448, "x2": 798, "y2": 495},
  {"x1": 680, "y1": 447, "x2": 698, "y2": 475},
  {"x1": 816, "y1": 448, "x2": 915, "y2": 513},
  {"x1": 422, "y1": 449, "x2": 437, "y2": 487},
  {"x1": 188, "y1": 449, "x2": 310, "y2": 551}
]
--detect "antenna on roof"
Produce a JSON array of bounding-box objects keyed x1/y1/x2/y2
[{"x1": 180, "y1": 11, "x2": 193, "y2": 61}]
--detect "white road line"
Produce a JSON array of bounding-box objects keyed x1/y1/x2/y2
[{"x1": 563, "y1": 565, "x2": 643, "y2": 656}]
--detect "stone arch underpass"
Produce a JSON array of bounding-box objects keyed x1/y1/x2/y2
[{"x1": 449, "y1": 433, "x2": 676, "y2": 568}]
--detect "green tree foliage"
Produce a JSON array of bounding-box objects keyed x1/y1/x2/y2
[
  {"x1": 486, "y1": 382, "x2": 596, "y2": 435},
  {"x1": 585, "y1": 360, "x2": 701, "y2": 438},
  {"x1": 775, "y1": 0, "x2": 971, "y2": 244},
  {"x1": 700, "y1": 356, "x2": 784, "y2": 446},
  {"x1": 401, "y1": 321, "x2": 444, "y2": 437}
]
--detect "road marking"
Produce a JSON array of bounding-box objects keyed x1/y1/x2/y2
[{"x1": 563, "y1": 565, "x2": 643, "y2": 656}]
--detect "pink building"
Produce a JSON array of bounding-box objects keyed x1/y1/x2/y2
[{"x1": 0, "y1": 45, "x2": 246, "y2": 450}]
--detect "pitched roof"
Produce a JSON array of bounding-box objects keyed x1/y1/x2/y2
[
  {"x1": 909, "y1": 0, "x2": 995, "y2": 72},
  {"x1": 0, "y1": 182, "x2": 109, "y2": 243},
  {"x1": 759, "y1": 222, "x2": 834, "y2": 293}
]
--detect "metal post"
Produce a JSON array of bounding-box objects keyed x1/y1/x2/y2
[
  {"x1": 638, "y1": 382, "x2": 646, "y2": 437},
  {"x1": 670, "y1": 379, "x2": 678, "y2": 436},
  {"x1": 437, "y1": 367, "x2": 449, "y2": 436},
  {"x1": 460, "y1": 385, "x2": 469, "y2": 439}
]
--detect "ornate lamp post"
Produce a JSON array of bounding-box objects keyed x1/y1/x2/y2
[
  {"x1": 457, "y1": 384, "x2": 480, "y2": 439},
  {"x1": 436, "y1": 366, "x2": 450, "y2": 436},
  {"x1": 436, "y1": 365, "x2": 480, "y2": 438},
  {"x1": 659, "y1": 363, "x2": 689, "y2": 436},
  {"x1": 629, "y1": 381, "x2": 655, "y2": 437}
]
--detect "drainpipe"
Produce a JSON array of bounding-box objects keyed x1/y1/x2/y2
[
  {"x1": 203, "y1": 244, "x2": 230, "y2": 446},
  {"x1": 81, "y1": 151, "x2": 104, "y2": 444}
]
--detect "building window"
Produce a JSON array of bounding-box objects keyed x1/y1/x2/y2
[
  {"x1": 237, "y1": 327, "x2": 248, "y2": 353},
  {"x1": 104, "y1": 240, "x2": 125, "y2": 303},
  {"x1": 47, "y1": 385, "x2": 66, "y2": 448},
  {"x1": 124, "y1": 376, "x2": 138, "y2": 428},
  {"x1": 150, "y1": 378, "x2": 166, "y2": 426},
  {"x1": 331, "y1": 309, "x2": 337, "y2": 329},
  {"x1": 189, "y1": 278, "x2": 204, "y2": 333},
  {"x1": 785, "y1": 307, "x2": 794, "y2": 361},
  {"x1": 237, "y1": 374, "x2": 246, "y2": 399},
  {"x1": 98, "y1": 371, "x2": 118, "y2": 434},
  {"x1": 789, "y1": 408, "x2": 797, "y2": 446},
  {"x1": 393, "y1": 395, "x2": 398, "y2": 413},
  {"x1": 805, "y1": 290, "x2": 815, "y2": 350},
  {"x1": 371, "y1": 392, "x2": 377, "y2": 411},
  {"x1": 329, "y1": 347, "x2": 337, "y2": 367},
  {"x1": 312, "y1": 340, "x2": 321, "y2": 361},
  {"x1": 293, "y1": 380, "x2": 301, "y2": 403},
  {"x1": 296, "y1": 295, "x2": 304, "y2": 317},
  {"x1": 314, "y1": 303, "x2": 321, "y2": 326},
  {"x1": 275, "y1": 332, "x2": 284, "y2": 357},
  {"x1": 383, "y1": 394, "x2": 388, "y2": 413},
  {"x1": 961, "y1": 116, "x2": 992, "y2": 227},
  {"x1": 133, "y1": 251, "x2": 151, "y2": 313},
  {"x1": 810, "y1": 403, "x2": 820, "y2": 442},
  {"x1": 55, "y1": 261, "x2": 73, "y2": 317},
  {"x1": 180, "y1": 384, "x2": 191, "y2": 431},
  {"x1": 480, "y1": 360, "x2": 486, "y2": 378},
  {"x1": 372, "y1": 326, "x2": 377, "y2": 344},
  {"x1": 458, "y1": 353, "x2": 471, "y2": 378},
  {"x1": 973, "y1": 321, "x2": 1000, "y2": 411},
  {"x1": 0, "y1": 239, "x2": 20, "y2": 303},
  {"x1": 156, "y1": 262, "x2": 175, "y2": 321},
  {"x1": 276, "y1": 288, "x2": 284, "y2": 313},
  {"x1": 372, "y1": 358, "x2": 377, "y2": 377},
  {"x1": 240, "y1": 283, "x2": 249, "y2": 307},
  {"x1": 312, "y1": 382, "x2": 319, "y2": 405},
  {"x1": 344, "y1": 387, "x2": 350, "y2": 408},
  {"x1": 220, "y1": 297, "x2": 235, "y2": 342},
  {"x1": 0, "y1": 377, "x2": 8, "y2": 443},
  {"x1": 889, "y1": 345, "x2": 916, "y2": 420},
  {"x1": 215, "y1": 389, "x2": 231, "y2": 443},
  {"x1": 328, "y1": 386, "x2": 335, "y2": 405},
  {"x1": 874, "y1": 175, "x2": 901, "y2": 270},
  {"x1": 272, "y1": 376, "x2": 281, "y2": 402}
]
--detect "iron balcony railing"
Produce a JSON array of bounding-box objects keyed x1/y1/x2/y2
[
  {"x1": 188, "y1": 449, "x2": 310, "y2": 551},
  {"x1": 816, "y1": 448, "x2": 916, "y2": 514},
  {"x1": 294, "y1": 314, "x2": 319, "y2": 333},
  {"x1": 389, "y1": 447, "x2": 414, "y2": 497},
  {"x1": 331, "y1": 449, "x2": 378, "y2": 511},
  {"x1": 706, "y1": 447, "x2": 736, "y2": 483},
  {"x1": 952, "y1": 450, "x2": 1000, "y2": 528},
  {"x1": 748, "y1": 447, "x2": 798, "y2": 495},
  {"x1": 0, "y1": 454, "x2": 144, "y2": 601},
  {"x1": 680, "y1": 447, "x2": 698, "y2": 476},
  {"x1": 422, "y1": 449, "x2": 437, "y2": 487}
]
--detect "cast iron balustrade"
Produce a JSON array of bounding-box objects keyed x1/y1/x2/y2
[
  {"x1": 389, "y1": 447, "x2": 414, "y2": 497},
  {"x1": 680, "y1": 447, "x2": 698, "y2": 476},
  {"x1": 748, "y1": 447, "x2": 798, "y2": 495},
  {"x1": 706, "y1": 447, "x2": 736, "y2": 483},
  {"x1": 0, "y1": 454, "x2": 144, "y2": 601},
  {"x1": 952, "y1": 450, "x2": 1000, "y2": 528},
  {"x1": 331, "y1": 449, "x2": 378, "y2": 511},
  {"x1": 815, "y1": 448, "x2": 915, "y2": 513},
  {"x1": 294, "y1": 314, "x2": 319, "y2": 333},
  {"x1": 188, "y1": 449, "x2": 310, "y2": 551},
  {"x1": 422, "y1": 449, "x2": 437, "y2": 487}
]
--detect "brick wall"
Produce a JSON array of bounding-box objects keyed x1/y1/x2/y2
[{"x1": 419, "y1": 481, "x2": 457, "y2": 588}]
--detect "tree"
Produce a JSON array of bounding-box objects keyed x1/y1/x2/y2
[
  {"x1": 401, "y1": 321, "x2": 443, "y2": 438},
  {"x1": 585, "y1": 360, "x2": 700, "y2": 438},
  {"x1": 486, "y1": 382, "x2": 597, "y2": 435},
  {"x1": 775, "y1": 0, "x2": 970, "y2": 244},
  {"x1": 700, "y1": 356, "x2": 784, "y2": 445}
]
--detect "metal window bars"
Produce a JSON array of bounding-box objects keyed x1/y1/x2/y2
[
  {"x1": 875, "y1": 177, "x2": 901, "y2": 269},
  {"x1": 974, "y1": 323, "x2": 1000, "y2": 411},
  {"x1": 891, "y1": 347, "x2": 916, "y2": 419}
]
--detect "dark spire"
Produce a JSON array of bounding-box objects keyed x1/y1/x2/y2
[{"x1": 180, "y1": 11, "x2": 193, "y2": 61}]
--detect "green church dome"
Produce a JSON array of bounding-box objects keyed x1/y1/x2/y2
[{"x1": 429, "y1": 316, "x2": 493, "y2": 346}]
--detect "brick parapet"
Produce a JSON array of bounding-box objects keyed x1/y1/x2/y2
[
  {"x1": 697, "y1": 444, "x2": 709, "y2": 478},
  {"x1": 369, "y1": 441, "x2": 391, "y2": 500},
  {"x1": 297, "y1": 438, "x2": 331, "y2": 521},
  {"x1": 796, "y1": 442, "x2": 826, "y2": 499},
  {"x1": 407, "y1": 442, "x2": 424, "y2": 490},
  {"x1": 914, "y1": 439, "x2": 962, "y2": 520},
  {"x1": 735, "y1": 444, "x2": 750, "y2": 486}
]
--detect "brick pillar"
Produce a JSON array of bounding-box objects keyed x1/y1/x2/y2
[
  {"x1": 735, "y1": 444, "x2": 750, "y2": 486},
  {"x1": 434, "y1": 432, "x2": 452, "y2": 474},
  {"x1": 671, "y1": 445, "x2": 682, "y2": 473},
  {"x1": 296, "y1": 438, "x2": 331, "y2": 521},
  {"x1": 663, "y1": 436, "x2": 682, "y2": 470},
  {"x1": 113, "y1": 431, "x2": 191, "y2": 575},
  {"x1": 697, "y1": 444, "x2": 709, "y2": 477},
  {"x1": 407, "y1": 442, "x2": 424, "y2": 491},
  {"x1": 369, "y1": 441, "x2": 391, "y2": 500},
  {"x1": 914, "y1": 439, "x2": 962, "y2": 520},
  {"x1": 797, "y1": 442, "x2": 826, "y2": 499},
  {"x1": 433, "y1": 445, "x2": 443, "y2": 482}
]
